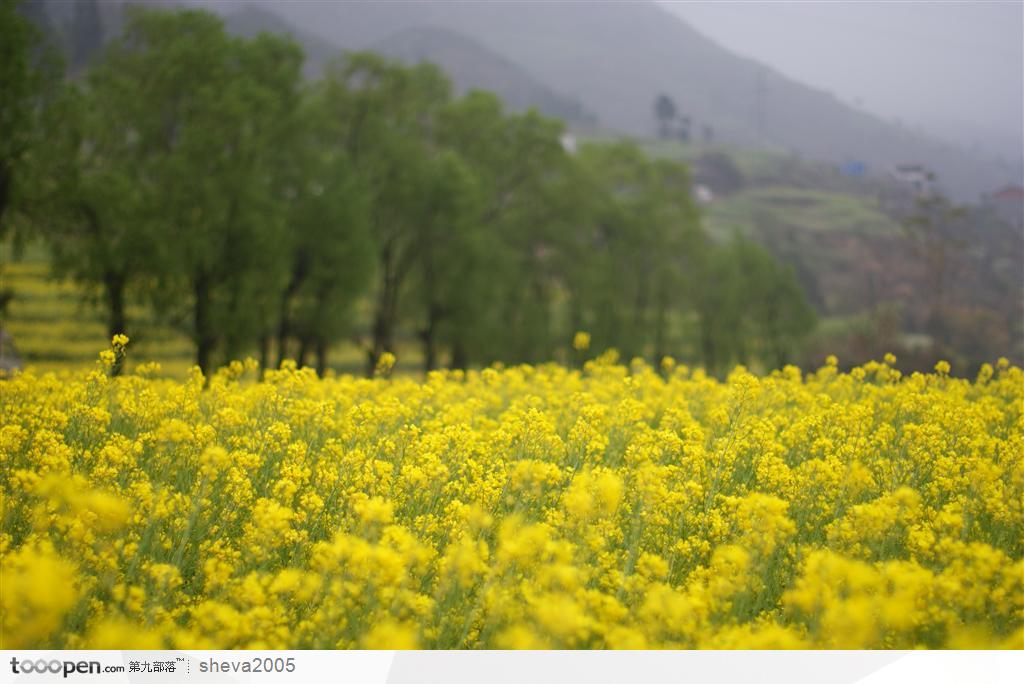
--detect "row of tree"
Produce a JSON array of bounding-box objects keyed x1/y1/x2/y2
[{"x1": 2, "y1": 3, "x2": 815, "y2": 376}]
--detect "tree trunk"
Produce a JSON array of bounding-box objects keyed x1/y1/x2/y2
[
  {"x1": 315, "y1": 336, "x2": 328, "y2": 378},
  {"x1": 653, "y1": 285, "x2": 669, "y2": 364},
  {"x1": 194, "y1": 270, "x2": 214, "y2": 378},
  {"x1": 258, "y1": 333, "x2": 270, "y2": 374},
  {"x1": 699, "y1": 308, "x2": 717, "y2": 375},
  {"x1": 368, "y1": 239, "x2": 398, "y2": 376},
  {"x1": 277, "y1": 255, "x2": 309, "y2": 368},
  {"x1": 451, "y1": 339, "x2": 468, "y2": 371},
  {"x1": 421, "y1": 304, "x2": 440, "y2": 372},
  {"x1": 631, "y1": 268, "x2": 650, "y2": 360},
  {"x1": 104, "y1": 270, "x2": 126, "y2": 339},
  {"x1": 276, "y1": 301, "x2": 292, "y2": 368},
  {"x1": 297, "y1": 336, "x2": 311, "y2": 369},
  {"x1": 368, "y1": 304, "x2": 395, "y2": 376}
]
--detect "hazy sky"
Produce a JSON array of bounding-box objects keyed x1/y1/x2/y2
[{"x1": 661, "y1": 1, "x2": 1024, "y2": 161}]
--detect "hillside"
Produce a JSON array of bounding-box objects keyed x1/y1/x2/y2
[
  {"x1": 371, "y1": 26, "x2": 592, "y2": 123},
  {"x1": 620, "y1": 136, "x2": 1023, "y2": 359},
  {"x1": 192, "y1": 0, "x2": 1015, "y2": 201},
  {"x1": 222, "y1": 5, "x2": 339, "y2": 78},
  {"x1": 29, "y1": 0, "x2": 1017, "y2": 199},
  {"x1": 222, "y1": 8, "x2": 592, "y2": 123}
]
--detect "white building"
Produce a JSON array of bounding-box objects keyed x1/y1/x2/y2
[{"x1": 890, "y1": 164, "x2": 936, "y2": 197}]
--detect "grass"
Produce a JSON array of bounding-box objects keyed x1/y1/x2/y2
[{"x1": 703, "y1": 186, "x2": 901, "y2": 242}]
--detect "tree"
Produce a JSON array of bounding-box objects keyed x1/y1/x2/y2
[
  {"x1": 274, "y1": 88, "x2": 374, "y2": 375},
  {"x1": 736, "y1": 239, "x2": 817, "y2": 369},
  {"x1": 677, "y1": 115, "x2": 691, "y2": 143},
  {"x1": 694, "y1": 236, "x2": 816, "y2": 373},
  {"x1": 408, "y1": 151, "x2": 482, "y2": 371},
  {"x1": 569, "y1": 142, "x2": 702, "y2": 362},
  {"x1": 31, "y1": 77, "x2": 154, "y2": 351},
  {"x1": 322, "y1": 53, "x2": 453, "y2": 374},
  {"x1": 1, "y1": 0, "x2": 63, "y2": 328},
  {"x1": 653, "y1": 93, "x2": 677, "y2": 140},
  {"x1": 900, "y1": 195, "x2": 968, "y2": 344},
  {"x1": 435, "y1": 92, "x2": 574, "y2": 367},
  {"x1": 693, "y1": 241, "x2": 745, "y2": 373},
  {"x1": 98, "y1": 8, "x2": 304, "y2": 375},
  {"x1": 0, "y1": 0, "x2": 59, "y2": 234}
]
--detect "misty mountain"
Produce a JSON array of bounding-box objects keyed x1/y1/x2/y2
[
  {"x1": 29, "y1": 0, "x2": 1018, "y2": 200},
  {"x1": 221, "y1": 5, "x2": 338, "y2": 78},
  {"x1": 190, "y1": 0, "x2": 1016, "y2": 201},
  {"x1": 224, "y1": 6, "x2": 594, "y2": 122},
  {"x1": 370, "y1": 26, "x2": 592, "y2": 124}
]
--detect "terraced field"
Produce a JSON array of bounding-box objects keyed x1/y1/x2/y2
[
  {"x1": 0, "y1": 243, "x2": 422, "y2": 377},
  {"x1": 1, "y1": 245, "x2": 195, "y2": 376},
  {"x1": 701, "y1": 186, "x2": 901, "y2": 241}
]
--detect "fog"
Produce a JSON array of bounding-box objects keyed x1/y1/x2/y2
[{"x1": 663, "y1": 1, "x2": 1024, "y2": 165}]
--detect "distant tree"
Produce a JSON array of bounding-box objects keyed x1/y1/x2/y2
[
  {"x1": 322, "y1": 52, "x2": 453, "y2": 374},
  {"x1": 31, "y1": 77, "x2": 154, "y2": 351},
  {"x1": 274, "y1": 88, "x2": 374, "y2": 375},
  {"x1": 736, "y1": 239, "x2": 817, "y2": 369},
  {"x1": 653, "y1": 93, "x2": 677, "y2": 140},
  {"x1": 95, "y1": 8, "x2": 305, "y2": 375},
  {"x1": 436, "y1": 91, "x2": 573, "y2": 367},
  {"x1": 900, "y1": 195, "x2": 968, "y2": 344},
  {"x1": 0, "y1": 0, "x2": 60, "y2": 234},
  {"x1": 677, "y1": 115, "x2": 691, "y2": 143},
  {"x1": 694, "y1": 242, "x2": 744, "y2": 372},
  {"x1": 485, "y1": 110, "x2": 577, "y2": 365},
  {"x1": 701, "y1": 124, "x2": 714, "y2": 144},
  {"x1": 570, "y1": 142, "x2": 702, "y2": 362},
  {"x1": 409, "y1": 151, "x2": 482, "y2": 371},
  {"x1": 695, "y1": 236, "x2": 816, "y2": 373},
  {"x1": 30, "y1": 9, "x2": 305, "y2": 375},
  {"x1": 1, "y1": 0, "x2": 63, "y2": 328}
]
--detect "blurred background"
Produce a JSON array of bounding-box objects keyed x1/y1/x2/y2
[{"x1": 1, "y1": 0, "x2": 1021, "y2": 377}]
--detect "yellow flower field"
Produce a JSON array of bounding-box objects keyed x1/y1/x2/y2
[{"x1": 2, "y1": 340, "x2": 1022, "y2": 649}]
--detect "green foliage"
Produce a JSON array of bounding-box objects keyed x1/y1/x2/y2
[
  {"x1": 320, "y1": 51, "x2": 454, "y2": 373},
  {"x1": 7, "y1": 5, "x2": 819, "y2": 377},
  {"x1": 0, "y1": 0, "x2": 61, "y2": 234},
  {"x1": 436, "y1": 93, "x2": 575, "y2": 366},
  {"x1": 695, "y1": 236, "x2": 817, "y2": 373},
  {"x1": 568, "y1": 142, "x2": 702, "y2": 361},
  {"x1": 93, "y1": 8, "x2": 306, "y2": 373},
  {"x1": 274, "y1": 87, "x2": 374, "y2": 373}
]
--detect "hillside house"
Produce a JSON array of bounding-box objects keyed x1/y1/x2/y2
[
  {"x1": 559, "y1": 133, "x2": 577, "y2": 155},
  {"x1": 692, "y1": 183, "x2": 714, "y2": 205},
  {"x1": 891, "y1": 164, "x2": 936, "y2": 198}
]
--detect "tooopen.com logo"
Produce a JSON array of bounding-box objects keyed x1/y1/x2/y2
[{"x1": 10, "y1": 657, "x2": 126, "y2": 678}]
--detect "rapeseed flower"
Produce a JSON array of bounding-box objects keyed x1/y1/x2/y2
[{"x1": 1, "y1": 340, "x2": 1021, "y2": 648}]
